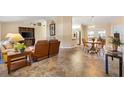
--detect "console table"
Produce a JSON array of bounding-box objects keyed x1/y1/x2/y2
[
  {"x1": 105, "y1": 51, "x2": 123, "y2": 77},
  {"x1": 7, "y1": 50, "x2": 32, "y2": 74}
]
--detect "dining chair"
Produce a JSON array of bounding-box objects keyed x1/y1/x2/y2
[
  {"x1": 82, "y1": 38, "x2": 90, "y2": 53},
  {"x1": 96, "y1": 40, "x2": 105, "y2": 56}
]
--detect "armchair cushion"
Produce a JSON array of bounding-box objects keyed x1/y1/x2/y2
[{"x1": 32, "y1": 40, "x2": 49, "y2": 61}]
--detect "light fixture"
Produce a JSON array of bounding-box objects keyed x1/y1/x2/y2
[
  {"x1": 88, "y1": 25, "x2": 95, "y2": 29},
  {"x1": 88, "y1": 16, "x2": 95, "y2": 24},
  {"x1": 30, "y1": 22, "x2": 42, "y2": 26},
  {"x1": 88, "y1": 16, "x2": 95, "y2": 28},
  {"x1": 72, "y1": 25, "x2": 81, "y2": 29}
]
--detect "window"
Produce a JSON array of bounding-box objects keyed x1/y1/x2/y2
[
  {"x1": 88, "y1": 31, "x2": 94, "y2": 39},
  {"x1": 88, "y1": 30, "x2": 106, "y2": 40}
]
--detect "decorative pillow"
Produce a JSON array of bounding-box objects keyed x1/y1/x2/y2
[
  {"x1": 2, "y1": 40, "x2": 13, "y2": 49},
  {"x1": 0, "y1": 42, "x2": 5, "y2": 51}
]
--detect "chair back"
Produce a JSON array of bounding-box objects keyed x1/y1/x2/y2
[
  {"x1": 49, "y1": 39, "x2": 60, "y2": 56},
  {"x1": 82, "y1": 38, "x2": 87, "y2": 46},
  {"x1": 34, "y1": 40, "x2": 49, "y2": 58}
]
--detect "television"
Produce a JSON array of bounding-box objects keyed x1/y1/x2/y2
[{"x1": 21, "y1": 32, "x2": 33, "y2": 39}]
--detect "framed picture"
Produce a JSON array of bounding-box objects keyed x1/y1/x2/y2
[{"x1": 50, "y1": 24, "x2": 55, "y2": 36}]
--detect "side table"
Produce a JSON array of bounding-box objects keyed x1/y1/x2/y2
[
  {"x1": 7, "y1": 50, "x2": 32, "y2": 74},
  {"x1": 105, "y1": 51, "x2": 123, "y2": 77}
]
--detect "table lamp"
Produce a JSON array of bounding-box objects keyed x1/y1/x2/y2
[
  {"x1": 6, "y1": 33, "x2": 24, "y2": 43},
  {"x1": 5, "y1": 33, "x2": 25, "y2": 52}
]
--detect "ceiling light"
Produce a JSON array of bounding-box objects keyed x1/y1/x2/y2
[
  {"x1": 88, "y1": 25, "x2": 95, "y2": 28},
  {"x1": 72, "y1": 25, "x2": 80, "y2": 29}
]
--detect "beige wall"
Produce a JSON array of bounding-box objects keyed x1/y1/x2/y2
[
  {"x1": 46, "y1": 19, "x2": 56, "y2": 40},
  {"x1": 111, "y1": 17, "x2": 124, "y2": 40},
  {"x1": 0, "y1": 23, "x2": 1, "y2": 40},
  {"x1": 56, "y1": 16, "x2": 73, "y2": 48},
  {"x1": 1, "y1": 21, "x2": 47, "y2": 42},
  {"x1": 111, "y1": 16, "x2": 124, "y2": 35},
  {"x1": 81, "y1": 25, "x2": 88, "y2": 41},
  {"x1": 112, "y1": 16, "x2": 124, "y2": 25},
  {"x1": 35, "y1": 21, "x2": 47, "y2": 42}
]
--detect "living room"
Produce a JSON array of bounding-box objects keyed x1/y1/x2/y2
[
  {"x1": 0, "y1": 16, "x2": 124, "y2": 77},
  {"x1": 1, "y1": 0, "x2": 124, "y2": 93}
]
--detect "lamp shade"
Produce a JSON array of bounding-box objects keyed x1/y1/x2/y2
[
  {"x1": 5, "y1": 33, "x2": 13, "y2": 38},
  {"x1": 5, "y1": 33, "x2": 24, "y2": 43}
]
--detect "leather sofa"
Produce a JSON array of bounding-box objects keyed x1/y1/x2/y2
[
  {"x1": 32, "y1": 40, "x2": 60, "y2": 62},
  {"x1": 49, "y1": 39, "x2": 60, "y2": 57},
  {"x1": 32, "y1": 40, "x2": 49, "y2": 61},
  {"x1": 32, "y1": 40, "x2": 60, "y2": 61}
]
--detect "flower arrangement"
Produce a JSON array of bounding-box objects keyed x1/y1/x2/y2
[{"x1": 14, "y1": 43, "x2": 26, "y2": 52}]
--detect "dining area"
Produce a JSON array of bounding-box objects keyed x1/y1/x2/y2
[{"x1": 82, "y1": 37, "x2": 106, "y2": 55}]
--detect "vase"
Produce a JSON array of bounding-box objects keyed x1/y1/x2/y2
[
  {"x1": 20, "y1": 48, "x2": 25, "y2": 53},
  {"x1": 112, "y1": 45, "x2": 118, "y2": 52}
]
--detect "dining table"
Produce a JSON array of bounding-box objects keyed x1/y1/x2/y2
[{"x1": 85, "y1": 41, "x2": 102, "y2": 53}]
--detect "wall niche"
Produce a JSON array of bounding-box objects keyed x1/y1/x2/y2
[{"x1": 19, "y1": 27, "x2": 35, "y2": 46}]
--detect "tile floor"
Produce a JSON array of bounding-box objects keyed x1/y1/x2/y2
[{"x1": 0, "y1": 46, "x2": 123, "y2": 77}]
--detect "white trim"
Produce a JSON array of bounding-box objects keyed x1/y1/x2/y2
[{"x1": 60, "y1": 45, "x2": 77, "y2": 49}]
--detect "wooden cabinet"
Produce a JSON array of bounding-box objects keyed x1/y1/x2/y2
[
  {"x1": 19, "y1": 27, "x2": 35, "y2": 46},
  {"x1": 7, "y1": 50, "x2": 32, "y2": 74}
]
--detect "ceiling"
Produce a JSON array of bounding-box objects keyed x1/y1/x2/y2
[
  {"x1": 0, "y1": 16, "x2": 119, "y2": 24},
  {"x1": 72, "y1": 16, "x2": 119, "y2": 25},
  {"x1": 0, "y1": 16, "x2": 55, "y2": 22}
]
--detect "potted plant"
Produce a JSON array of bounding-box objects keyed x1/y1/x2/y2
[
  {"x1": 109, "y1": 36, "x2": 124, "y2": 52},
  {"x1": 14, "y1": 43, "x2": 26, "y2": 53}
]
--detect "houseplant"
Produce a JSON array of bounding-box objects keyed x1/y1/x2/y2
[
  {"x1": 109, "y1": 36, "x2": 124, "y2": 52},
  {"x1": 14, "y1": 43, "x2": 26, "y2": 53}
]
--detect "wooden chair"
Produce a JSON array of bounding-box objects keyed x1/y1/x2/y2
[
  {"x1": 82, "y1": 38, "x2": 90, "y2": 53},
  {"x1": 96, "y1": 40, "x2": 106, "y2": 56},
  {"x1": 49, "y1": 40, "x2": 60, "y2": 57},
  {"x1": 32, "y1": 40, "x2": 49, "y2": 62}
]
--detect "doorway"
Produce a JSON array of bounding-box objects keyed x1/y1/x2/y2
[{"x1": 72, "y1": 25, "x2": 81, "y2": 46}]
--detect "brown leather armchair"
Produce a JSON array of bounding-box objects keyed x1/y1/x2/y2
[
  {"x1": 49, "y1": 40, "x2": 60, "y2": 57},
  {"x1": 32, "y1": 40, "x2": 49, "y2": 62}
]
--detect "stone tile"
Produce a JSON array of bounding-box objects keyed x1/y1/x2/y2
[{"x1": 0, "y1": 47, "x2": 123, "y2": 77}]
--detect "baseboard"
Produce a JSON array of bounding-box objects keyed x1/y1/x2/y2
[{"x1": 60, "y1": 45, "x2": 77, "y2": 49}]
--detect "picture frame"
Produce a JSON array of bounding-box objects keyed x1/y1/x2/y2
[{"x1": 50, "y1": 24, "x2": 55, "y2": 36}]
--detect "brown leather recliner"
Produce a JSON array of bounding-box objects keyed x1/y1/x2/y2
[
  {"x1": 49, "y1": 39, "x2": 60, "y2": 57},
  {"x1": 32, "y1": 40, "x2": 49, "y2": 62}
]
